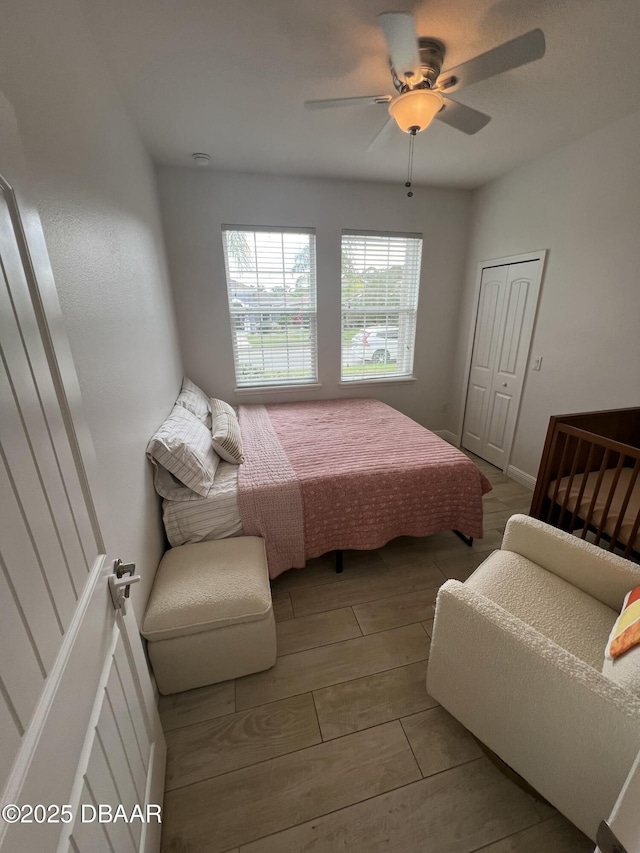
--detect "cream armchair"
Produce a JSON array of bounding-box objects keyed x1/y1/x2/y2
[{"x1": 426, "y1": 514, "x2": 640, "y2": 842}]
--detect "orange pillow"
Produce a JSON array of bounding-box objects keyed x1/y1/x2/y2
[{"x1": 607, "y1": 586, "x2": 640, "y2": 659}]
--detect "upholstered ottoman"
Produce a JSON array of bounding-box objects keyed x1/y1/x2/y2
[{"x1": 141, "y1": 536, "x2": 276, "y2": 694}]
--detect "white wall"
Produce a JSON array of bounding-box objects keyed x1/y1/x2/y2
[
  {"x1": 451, "y1": 108, "x2": 640, "y2": 480},
  {"x1": 0, "y1": 0, "x2": 183, "y2": 614},
  {"x1": 158, "y1": 168, "x2": 471, "y2": 429}
]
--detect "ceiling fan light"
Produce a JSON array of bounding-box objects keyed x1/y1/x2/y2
[{"x1": 388, "y1": 89, "x2": 443, "y2": 133}]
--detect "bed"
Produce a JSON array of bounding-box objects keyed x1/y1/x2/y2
[
  {"x1": 160, "y1": 397, "x2": 491, "y2": 579},
  {"x1": 530, "y1": 407, "x2": 640, "y2": 559}
]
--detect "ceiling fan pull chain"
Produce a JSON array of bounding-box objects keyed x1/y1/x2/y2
[{"x1": 405, "y1": 126, "x2": 417, "y2": 197}]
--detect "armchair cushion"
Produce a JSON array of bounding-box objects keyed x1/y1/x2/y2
[
  {"x1": 466, "y1": 550, "x2": 617, "y2": 668},
  {"x1": 603, "y1": 650, "x2": 640, "y2": 697},
  {"x1": 501, "y1": 514, "x2": 640, "y2": 611}
]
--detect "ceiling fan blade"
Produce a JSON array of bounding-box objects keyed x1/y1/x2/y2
[
  {"x1": 304, "y1": 95, "x2": 391, "y2": 110},
  {"x1": 438, "y1": 28, "x2": 546, "y2": 93},
  {"x1": 378, "y1": 12, "x2": 422, "y2": 83},
  {"x1": 366, "y1": 116, "x2": 398, "y2": 153},
  {"x1": 436, "y1": 97, "x2": 491, "y2": 134}
]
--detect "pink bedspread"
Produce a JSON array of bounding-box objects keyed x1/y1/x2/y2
[{"x1": 238, "y1": 399, "x2": 491, "y2": 578}]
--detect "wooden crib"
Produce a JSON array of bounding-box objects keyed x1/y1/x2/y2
[{"x1": 530, "y1": 407, "x2": 640, "y2": 559}]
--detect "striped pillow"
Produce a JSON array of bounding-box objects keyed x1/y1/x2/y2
[
  {"x1": 148, "y1": 459, "x2": 206, "y2": 502},
  {"x1": 210, "y1": 397, "x2": 237, "y2": 419},
  {"x1": 147, "y1": 405, "x2": 219, "y2": 496},
  {"x1": 606, "y1": 586, "x2": 640, "y2": 659},
  {"x1": 176, "y1": 377, "x2": 211, "y2": 425},
  {"x1": 211, "y1": 410, "x2": 244, "y2": 464}
]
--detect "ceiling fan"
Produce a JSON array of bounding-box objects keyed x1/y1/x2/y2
[{"x1": 304, "y1": 12, "x2": 546, "y2": 152}]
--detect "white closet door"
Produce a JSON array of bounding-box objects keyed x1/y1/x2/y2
[
  {"x1": 0, "y1": 95, "x2": 164, "y2": 853},
  {"x1": 461, "y1": 265, "x2": 508, "y2": 457},
  {"x1": 462, "y1": 259, "x2": 541, "y2": 469}
]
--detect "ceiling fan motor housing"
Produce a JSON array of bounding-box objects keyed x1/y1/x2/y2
[
  {"x1": 418, "y1": 38, "x2": 445, "y2": 86},
  {"x1": 394, "y1": 38, "x2": 445, "y2": 92}
]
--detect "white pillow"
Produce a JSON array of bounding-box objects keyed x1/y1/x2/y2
[
  {"x1": 176, "y1": 377, "x2": 211, "y2": 425},
  {"x1": 211, "y1": 411, "x2": 244, "y2": 464},
  {"x1": 147, "y1": 405, "x2": 219, "y2": 496}
]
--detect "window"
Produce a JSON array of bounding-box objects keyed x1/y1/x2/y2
[
  {"x1": 222, "y1": 227, "x2": 317, "y2": 388},
  {"x1": 341, "y1": 231, "x2": 423, "y2": 381}
]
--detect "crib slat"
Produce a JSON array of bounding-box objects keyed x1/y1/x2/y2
[
  {"x1": 581, "y1": 449, "x2": 610, "y2": 540},
  {"x1": 594, "y1": 453, "x2": 625, "y2": 548},
  {"x1": 547, "y1": 431, "x2": 570, "y2": 523},
  {"x1": 609, "y1": 458, "x2": 640, "y2": 553},
  {"x1": 569, "y1": 443, "x2": 595, "y2": 534},
  {"x1": 558, "y1": 439, "x2": 583, "y2": 530}
]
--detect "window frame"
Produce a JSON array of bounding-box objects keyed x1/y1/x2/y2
[
  {"x1": 221, "y1": 225, "x2": 318, "y2": 390},
  {"x1": 340, "y1": 229, "x2": 423, "y2": 383}
]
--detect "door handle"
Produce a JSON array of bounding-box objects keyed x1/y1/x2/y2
[
  {"x1": 597, "y1": 819, "x2": 629, "y2": 853},
  {"x1": 109, "y1": 558, "x2": 140, "y2": 614},
  {"x1": 502, "y1": 382, "x2": 507, "y2": 387}
]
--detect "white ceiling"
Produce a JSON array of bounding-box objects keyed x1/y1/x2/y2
[{"x1": 82, "y1": 0, "x2": 640, "y2": 189}]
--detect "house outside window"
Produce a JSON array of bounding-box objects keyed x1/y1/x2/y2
[
  {"x1": 341, "y1": 230, "x2": 423, "y2": 382},
  {"x1": 222, "y1": 227, "x2": 317, "y2": 388}
]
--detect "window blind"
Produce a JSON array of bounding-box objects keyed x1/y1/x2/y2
[
  {"x1": 222, "y1": 227, "x2": 318, "y2": 388},
  {"x1": 341, "y1": 231, "x2": 423, "y2": 381}
]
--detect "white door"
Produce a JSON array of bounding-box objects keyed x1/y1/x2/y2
[
  {"x1": 597, "y1": 747, "x2": 640, "y2": 853},
  {"x1": 0, "y1": 96, "x2": 165, "y2": 853},
  {"x1": 462, "y1": 258, "x2": 542, "y2": 469}
]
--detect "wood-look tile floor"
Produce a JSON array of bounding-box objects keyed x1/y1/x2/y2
[{"x1": 158, "y1": 453, "x2": 593, "y2": 853}]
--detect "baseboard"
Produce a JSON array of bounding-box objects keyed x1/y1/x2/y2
[
  {"x1": 507, "y1": 465, "x2": 536, "y2": 490},
  {"x1": 433, "y1": 430, "x2": 461, "y2": 446}
]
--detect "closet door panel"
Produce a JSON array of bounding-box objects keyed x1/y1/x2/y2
[
  {"x1": 463, "y1": 257, "x2": 542, "y2": 470},
  {"x1": 462, "y1": 266, "x2": 508, "y2": 456},
  {"x1": 482, "y1": 261, "x2": 540, "y2": 468}
]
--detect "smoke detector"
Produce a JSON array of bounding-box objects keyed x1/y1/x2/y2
[{"x1": 192, "y1": 153, "x2": 211, "y2": 167}]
